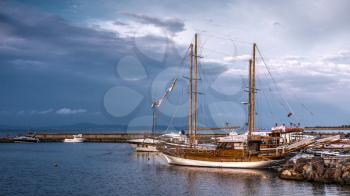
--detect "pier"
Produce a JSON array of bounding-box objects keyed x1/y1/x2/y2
[
  {"x1": 0, "y1": 132, "x2": 226, "y2": 143},
  {"x1": 35, "y1": 133, "x2": 147, "y2": 142}
]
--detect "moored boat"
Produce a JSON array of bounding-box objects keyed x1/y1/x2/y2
[
  {"x1": 128, "y1": 131, "x2": 188, "y2": 152},
  {"x1": 157, "y1": 34, "x2": 309, "y2": 168},
  {"x1": 63, "y1": 134, "x2": 85, "y2": 143},
  {"x1": 128, "y1": 138, "x2": 159, "y2": 152},
  {"x1": 135, "y1": 144, "x2": 158, "y2": 152},
  {"x1": 13, "y1": 136, "x2": 39, "y2": 143},
  {"x1": 162, "y1": 154, "x2": 283, "y2": 168}
]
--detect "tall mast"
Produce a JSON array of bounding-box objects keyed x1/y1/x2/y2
[
  {"x1": 248, "y1": 59, "x2": 252, "y2": 138},
  {"x1": 193, "y1": 34, "x2": 198, "y2": 142},
  {"x1": 251, "y1": 43, "x2": 256, "y2": 134},
  {"x1": 188, "y1": 43, "x2": 193, "y2": 146},
  {"x1": 248, "y1": 43, "x2": 256, "y2": 139}
]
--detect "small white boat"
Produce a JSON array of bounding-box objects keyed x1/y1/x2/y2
[
  {"x1": 13, "y1": 136, "x2": 39, "y2": 143},
  {"x1": 128, "y1": 138, "x2": 158, "y2": 145},
  {"x1": 128, "y1": 132, "x2": 188, "y2": 152},
  {"x1": 64, "y1": 134, "x2": 85, "y2": 143},
  {"x1": 128, "y1": 138, "x2": 159, "y2": 152},
  {"x1": 135, "y1": 144, "x2": 158, "y2": 152},
  {"x1": 159, "y1": 131, "x2": 188, "y2": 143}
]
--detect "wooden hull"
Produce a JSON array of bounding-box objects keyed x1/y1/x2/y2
[{"x1": 162, "y1": 154, "x2": 283, "y2": 168}]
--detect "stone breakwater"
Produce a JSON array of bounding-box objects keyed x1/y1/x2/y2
[{"x1": 279, "y1": 156, "x2": 350, "y2": 184}]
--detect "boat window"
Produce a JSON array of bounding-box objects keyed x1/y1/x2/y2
[
  {"x1": 223, "y1": 143, "x2": 234, "y2": 149},
  {"x1": 234, "y1": 143, "x2": 243, "y2": 149},
  {"x1": 217, "y1": 143, "x2": 225, "y2": 149}
]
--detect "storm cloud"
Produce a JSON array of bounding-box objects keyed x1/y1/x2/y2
[
  {"x1": 1, "y1": 0, "x2": 350, "y2": 128},
  {"x1": 0, "y1": 2, "x2": 132, "y2": 126},
  {"x1": 123, "y1": 13, "x2": 185, "y2": 34}
]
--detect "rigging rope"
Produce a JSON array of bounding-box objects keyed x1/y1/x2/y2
[
  {"x1": 255, "y1": 46, "x2": 295, "y2": 116},
  {"x1": 255, "y1": 45, "x2": 321, "y2": 125},
  {"x1": 163, "y1": 33, "x2": 317, "y2": 130},
  {"x1": 163, "y1": 45, "x2": 191, "y2": 132},
  {"x1": 256, "y1": 73, "x2": 278, "y2": 127}
]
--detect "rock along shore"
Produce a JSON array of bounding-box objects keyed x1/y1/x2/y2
[{"x1": 279, "y1": 155, "x2": 350, "y2": 184}]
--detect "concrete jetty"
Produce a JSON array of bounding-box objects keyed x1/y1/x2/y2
[
  {"x1": 0, "y1": 133, "x2": 151, "y2": 143},
  {"x1": 0, "y1": 132, "x2": 225, "y2": 143},
  {"x1": 33, "y1": 133, "x2": 154, "y2": 143}
]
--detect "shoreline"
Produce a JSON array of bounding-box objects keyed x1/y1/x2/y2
[{"x1": 279, "y1": 155, "x2": 350, "y2": 184}]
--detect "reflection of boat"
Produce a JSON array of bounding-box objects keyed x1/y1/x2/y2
[
  {"x1": 64, "y1": 134, "x2": 85, "y2": 143},
  {"x1": 13, "y1": 136, "x2": 39, "y2": 143},
  {"x1": 158, "y1": 35, "x2": 309, "y2": 169},
  {"x1": 165, "y1": 164, "x2": 270, "y2": 178}
]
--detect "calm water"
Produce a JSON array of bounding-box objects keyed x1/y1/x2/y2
[{"x1": 1, "y1": 143, "x2": 350, "y2": 196}]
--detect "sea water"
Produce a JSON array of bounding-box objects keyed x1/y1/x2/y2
[{"x1": 1, "y1": 143, "x2": 350, "y2": 196}]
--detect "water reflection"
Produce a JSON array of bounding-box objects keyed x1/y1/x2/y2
[
  {"x1": 167, "y1": 166, "x2": 272, "y2": 196},
  {"x1": 131, "y1": 151, "x2": 350, "y2": 196}
]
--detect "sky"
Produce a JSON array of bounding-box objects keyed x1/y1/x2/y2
[{"x1": 1, "y1": 0, "x2": 350, "y2": 130}]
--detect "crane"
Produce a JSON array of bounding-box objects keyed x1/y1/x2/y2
[{"x1": 151, "y1": 78, "x2": 177, "y2": 134}]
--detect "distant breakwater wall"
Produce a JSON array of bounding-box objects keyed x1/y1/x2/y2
[
  {"x1": 35, "y1": 133, "x2": 152, "y2": 142},
  {"x1": 0, "y1": 133, "x2": 225, "y2": 143},
  {"x1": 279, "y1": 156, "x2": 350, "y2": 184},
  {"x1": 0, "y1": 133, "x2": 152, "y2": 143}
]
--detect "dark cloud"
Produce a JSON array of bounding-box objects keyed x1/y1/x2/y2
[
  {"x1": 1, "y1": 1, "x2": 349, "y2": 128},
  {"x1": 124, "y1": 13, "x2": 185, "y2": 34},
  {"x1": 0, "y1": 2, "x2": 134, "y2": 126},
  {"x1": 113, "y1": 21, "x2": 128, "y2": 26},
  {"x1": 0, "y1": 2, "x2": 194, "y2": 127}
]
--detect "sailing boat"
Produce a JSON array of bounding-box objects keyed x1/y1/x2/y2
[{"x1": 157, "y1": 34, "x2": 307, "y2": 168}]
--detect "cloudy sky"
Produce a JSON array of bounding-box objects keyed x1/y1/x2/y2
[{"x1": 1, "y1": 0, "x2": 350, "y2": 129}]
